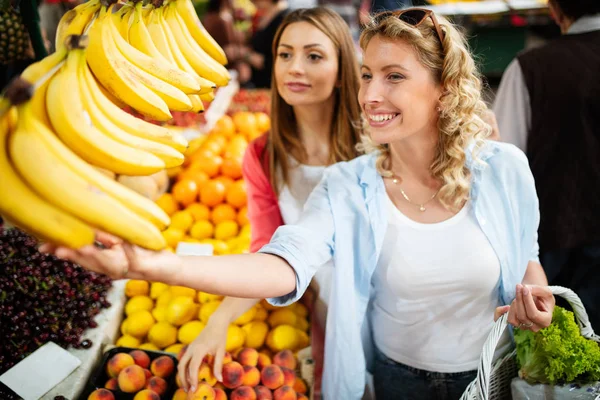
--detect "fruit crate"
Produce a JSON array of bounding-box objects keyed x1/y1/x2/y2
[{"x1": 78, "y1": 347, "x2": 179, "y2": 400}]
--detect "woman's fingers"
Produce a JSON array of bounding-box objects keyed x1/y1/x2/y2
[
  {"x1": 494, "y1": 305, "x2": 510, "y2": 321},
  {"x1": 187, "y1": 349, "x2": 204, "y2": 394},
  {"x1": 213, "y1": 346, "x2": 226, "y2": 382},
  {"x1": 95, "y1": 231, "x2": 123, "y2": 247}
]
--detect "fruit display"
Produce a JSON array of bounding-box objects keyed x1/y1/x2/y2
[
  {"x1": 0, "y1": 0, "x2": 230, "y2": 250},
  {"x1": 116, "y1": 281, "x2": 311, "y2": 357},
  {"x1": 0, "y1": 0, "x2": 32, "y2": 63},
  {"x1": 227, "y1": 90, "x2": 271, "y2": 115},
  {"x1": 84, "y1": 347, "x2": 179, "y2": 399},
  {"x1": 175, "y1": 348, "x2": 309, "y2": 400},
  {"x1": 0, "y1": 227, "x2": 113, "y2": 375},
  {"x1": 154, "y1": 111, "x2": 270, "y2": 254}
]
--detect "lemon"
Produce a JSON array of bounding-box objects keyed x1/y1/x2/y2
[
  {"x1": 190, "y1": 220, "x2": 214, "y2": 240},
  {"x1": 266, "y1": 324, "x2": 298, "y2": 352},
  {"x1": 126, "y1": 310, "x2": 155, "y2": 339},
  {"x1": 210, "y1": 239, "x2": 229, "y2": 255},
  {"x1": 125, "y1": 280, "x2": 150, "y2": 297},
  {"x1": 267, "y1": 309, "x2": 297, "y2": 328},
  {"x1": 152, "y1": 307, "x2": 167, "y2": 322},
  {"x1": 150, "y1": 282, "x2": 170, "y2": 299},
  {"x1": 170, "y1": 210, "x2": 195, "y2": 232},
  {"x1": 294, "y1": 302, "x2": 309, "y2": 318},
  {"x1": 197, "y1": 291, "x2": 223, "y2": 304},
  {"x1": 170, "y1": 286, "x2": 197, "y2": 298},
  {"x1": 233, "y1": 306, "x2": 257, "y2": 326},
  {"x1": 253, "y1": 307, "x2": 268, "y2": 322},
  {"x1": 296, "y1": 317, "x2": 310, "y2": 332},
  {"x1": 139, "y1": 342, "x2": 160, "y2": 351},
  {"x1": 178, "y1": 320, "x2": 206, "y2": 344},
  {"x1": 156, "y1": 291, "x2": 173, "y2": 308},
  {"x1": 166, "y1": 296, "x2": 195, "y2": 326},
  {"x1": 240, "y1": 224, "x2": 251, "y2": 238},
  {"x1": 147, "y1": 322, "x2": 178, "y2": 349},
  {"x1": 125, "y1": 295, "x2": 154, "y2": 317},
  {"x1": 165, "y1": 343, "x2": 185, "y2": 355},
  {"x1": 242, "y1": 321, "x2": 269, "y2": 349},
  {"x1": 214, "y1": 221, "x2": 239, "y2": 241},
  {"x1": 225, "y1": 324, "x2": 246, "y2": 352},
  {"x1": 162, "y1": 227, "x2": 185, "y2": 248},
  {"x1": 199, "y1": 300, "x2": 222, "y2": 323},
  {"x1": 295, "y1": 329, "x2": 310, "y2": 350},
  {"x1": 116, "y1": 334, "x2": 141, "y2": 348}
]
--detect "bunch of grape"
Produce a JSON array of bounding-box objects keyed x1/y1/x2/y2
[{"x1": 0, "y1": 227, "x2": 113, "y2": 374}]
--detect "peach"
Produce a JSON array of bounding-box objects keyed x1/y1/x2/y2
[
  {"x1": 222, "y1": 351, "x2": 233, "y2": 364},
  {"x1": 231, "y1": 386, "x2": 258, "y2": 400},
  {"x1": 88, "y1": 388, "x2": 115, "y2": 400},
  {"x1": 150, "y1": 355, "x2": 175, "y2": 378},
  {"x1": 257, "y1": 353, "x2": 272, "y2": 370},
  {"x1": 281, "y1": 368, "x2": 295, "y2": 387},
  {"x1": 145, "y1": 376, "x2": 168, "y2": 396},
  {"x1": 238, "y1": 348, "x2": 259, "y2": 367},
  {"x1": 202, "y1": 353, "x2": 215, "y2": 366},
  {"x1": 214, "y1": 382, "x2": 226, "y2": 390},
  {"x1": 143, "y1": 368, "x2": 152, "y2": 380},
  {"x1": 272, "y1": 350, "x2": 296, "y2": 371},
  {"x1": 190, "y1": 382, "x2": 216, "y2": 400},
  {"x1": 106, "y1": 353, "x2": 134, "y2": 378},
  {"x1": 118, "y1": 364, "x2": 147, "y2": 393},
  {"x1": 233, "y1": 347, "x2": 244, "y2": 359},
  {"x1": 129, "y1": 350, "x2": 151, "y2": 369},
  {"x1": 273, "y1": 385, "x2": 297, "y2": 400},
  {"x1": 242, "y1": 365, "x2": 261, "y2": 387},
  {"x1": 222, "y1": 361, "x2": 244, "y2": 389},
  {"x1": 214, "y1": 388, "x2": 227, "y2": 400},
  {"x1": 292, "y1": 378, "x2": 307, "y2": 394},
  {"x1": 260, "y1": 365, "x2": 284, "y2": 390},
  {"x1": 297, "y1": 394, "x2": 308, "y2": 400},
  {"x1": 104, "y1": 378, "x2": 118, "y2": 390},
  {"x1": 198, "y1": 362, "x2": 218, "y2": 386},
  {"x1": 177, "y1": 344, "x2": 189, "y2": 361},
  {"x1": 172, "y1": 388, "x2": 187, "y2": 400},
  {"x1": 259, "y1": 349, "x2": 273, "y2": 358},
  {"x1": 254, "y1": 386, "x2": 274, "y2": 400},
  {"x1": 133, "y1": 389, "x2": 160, "y2": 400}
]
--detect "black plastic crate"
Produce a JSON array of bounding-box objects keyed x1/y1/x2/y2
[{"x1": 78, "y1": 347, "x2": 179, "y2": 400}]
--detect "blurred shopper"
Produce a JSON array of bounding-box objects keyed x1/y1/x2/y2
[
  {"x1": 39, "y1": 0, "x2": 78, "y2": 53},
  {"x1": 494, "y1": 0, "x2": 600, "y2": 328}
]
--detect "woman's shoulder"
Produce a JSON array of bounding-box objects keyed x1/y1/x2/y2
[{"x1": 475, "y1": 140, "x2": 536, "y2": 192}]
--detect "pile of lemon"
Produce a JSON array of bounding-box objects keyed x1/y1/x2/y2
[{"x1": 116, "y1": 280, "x2": 311, "y2": 356}]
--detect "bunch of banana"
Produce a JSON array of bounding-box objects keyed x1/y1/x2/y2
[{"x1": 0, "y1": 37, "x2": 169, "y2": 250}]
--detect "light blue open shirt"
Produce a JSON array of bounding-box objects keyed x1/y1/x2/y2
[{"x1": 259, "y1": 141, "x2": 540, "y2": 399}]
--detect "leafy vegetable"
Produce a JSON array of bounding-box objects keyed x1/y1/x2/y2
[{"x1": 514, "y1": 306, "x2": 600, "y2": 385}]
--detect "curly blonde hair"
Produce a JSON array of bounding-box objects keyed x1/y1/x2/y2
[{"x1": 359, "y1": 12, "x2": 491, "y2": 211}]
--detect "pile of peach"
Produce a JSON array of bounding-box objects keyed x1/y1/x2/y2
[
  {"x1": 174, "y1": 348, "x2": 309, "y2": 400},
  {"x1": 87, "y1": 350, "x2": 177, "y2": 400}
]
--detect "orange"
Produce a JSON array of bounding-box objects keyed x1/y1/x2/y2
[
  {"x1": 255, "y1": 112, "x2": 270, "y2": 133},
  {"x1": 170, "y1": 210, "x2": 194, "y2": 232},
  {"x1": 190, "y1": 220, "x2": 214, "y2": 240},
  {"x1": 246, "y1": 128, "x2": 263, "y2": 142},
  {"x1": 200, "y1": 139, "x2": 224, "y2": 156},
  {"x1": 186, "y1": 203, "x2": 210, "y2": 221},
  {"x1": 226, "y1": 180, "x2": 247, "y2": 208},
  {"x1": 172, "y1": 179, "x2": 199, "y2": 207},
  {"x1": 232, "y1": 111, "x2": 257, "y2": 136},
  {"x1": 214, "y1": 221, "x2": 239, "y2": 241},
  {"x1": 189, "y1": 151, "x2": 223, "y2": 178},
  {"x1": 162, "y1": 228, "x2": 185, "y2": 248},
  {"x1": 222, "y1": 146, "x2": 247, "y2": 161},
  {"x1": 211, "y1": 204, "x2": 237, "y2": 224},
  {"x1": 220, "y1": 157, "x2": 243, "y2": 180},
  {"x1": 177, "y1": 168, "x2": 209, "y2": 189},
  {"x1": 155, "y1": 193, "x2": 179, "y2": 216},
  {"x1": 213, "y1": 115, "x2": 236, "y2": 138},
  {"x1": 214, "y1": 176, "x2": 234, "y2": 191},
  {"x1": 237, "y1": 206, "x2": 249, "y2": 226},
  {"x1": 200, "y1": 180, "x2": 227, "y2": 207},
  {"x1": 207, "y1": 132, "x2": 228, "y2": 148}
]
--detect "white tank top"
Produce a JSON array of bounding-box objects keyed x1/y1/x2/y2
[{"x1": 371, "y1": 194, "x2": 510, "y2": 373}]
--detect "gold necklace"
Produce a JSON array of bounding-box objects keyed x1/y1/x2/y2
[{"x1": 391, "y1": 175, "x2": 441, "y2": 212}]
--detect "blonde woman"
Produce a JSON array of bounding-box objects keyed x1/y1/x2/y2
[{"x1": 43, "y1": 8, "x2": 555, "y2": 400}]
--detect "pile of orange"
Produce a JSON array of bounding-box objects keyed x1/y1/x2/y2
[{"x1": 155, "y1": 111, "x2": 271, "y2": 255}]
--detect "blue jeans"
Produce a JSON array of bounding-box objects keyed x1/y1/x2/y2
[{"x1": 373, "y1": 347, "x2": 477, "y2": 400}]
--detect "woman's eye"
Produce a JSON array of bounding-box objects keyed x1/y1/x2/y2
[
  {"x1": 278, "y1": 52, "x2": 291, "y2": 60},
  {"x1": 308, "y1": 53, "x2": 322, "y2": 61},
  {"x1": 388, "y1": 73, "x2": 405, "y2": 81},
  {"x1": 361, "y1": 73, "x2": 372, "y2": 80}
]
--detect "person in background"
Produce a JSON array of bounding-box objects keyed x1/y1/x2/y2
[
  {"x1": 39, "y1": 0, "x2": 79, "y2": 53},
  {"x1": 42, "y1": 8, "x2": 556, "y2": 400},
  {"x1": 181, "y1": 7, "x2": 364, "y2": 397},
  {"x1": 493, "y1": 0, "x2": 600, "y2": 329}
]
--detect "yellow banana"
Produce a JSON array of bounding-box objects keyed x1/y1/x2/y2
[
  {"x1": 199, "y1": 91, "x2": 215, "y2": 102},
  {"x1": 189, "y1": 94, "x2": 205, "y2": 113},
  {"x1": 0, "y1": 107, "x2": 95, "y2": 248},
  {"x1": 144, "y1": 7, "x2": 215, "y2": 95},
  {"x1": 28, "y1": 78, "x2": 171, "y2": 230},
  {"x1": 173, "y1": 0, "x2": 227, "y2": 65},
  {"x1": 55, "y1": 0, "x2": 100, "y2": 50},
  {"x1": 47, "y1": 48, "x2": 166, "y2": 175},
  {"x1": 20, "y1": 44, "x2": 67, "y2": 83},
  {"x1": 10, "y1": 104, "x2": 167, "y2": 250},
  {"x1": 162, "y1": 5, "x2": 230, "y2": 87},
  {"x1": 87, "y1": 8, "x2": 172, "y2": 121},
  {"x1": 112, "y1": 3, "x2": 132, "y2": 39},
  {"x1": 77, "y1": 57, "x2": 184, "y2": 168},
  {"x1": 80, "y1": 56, "x2": 188, "y2": 152}
]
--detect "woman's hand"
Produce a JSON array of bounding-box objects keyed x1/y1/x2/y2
[
  {"x1": 495, "y1": 284, "x2": 555, "y2": 332},
  {"x1": 39, "y1": 231, "x2": 180, "y2": 281},
  {"x1": 177, "y1": 315, "x2": 230, "y2": 393}
]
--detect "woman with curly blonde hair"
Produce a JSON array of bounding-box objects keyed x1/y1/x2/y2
[{"x1": 44, "y1": 8, "x2": 556, "y2": 400}]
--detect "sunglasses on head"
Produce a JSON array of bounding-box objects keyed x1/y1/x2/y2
[{"x1": 373, "y1": 8, "x2": 445, "y2": 48}]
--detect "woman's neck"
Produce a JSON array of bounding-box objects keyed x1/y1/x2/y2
[
  {"x1": 293, "y1": 97, "x2": 335, "y2": 165},
  {"x1": 388, "y1": 129, "x2": 439, "y2": 186}
]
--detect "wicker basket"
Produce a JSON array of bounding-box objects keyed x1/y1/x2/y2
[{"x1": 460, "y1": 286, "x2": 600, "y2": 400}]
